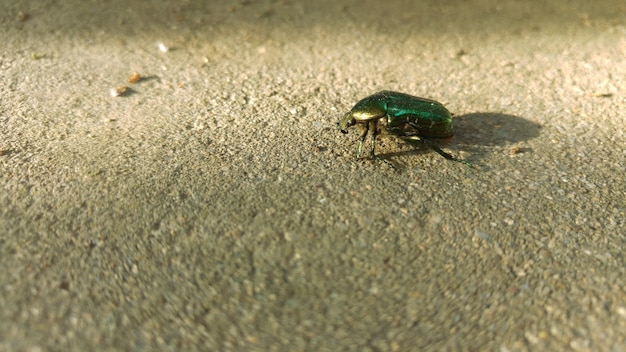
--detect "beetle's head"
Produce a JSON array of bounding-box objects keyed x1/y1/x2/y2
[
  {"x1": 339, "y1": 112, "x2": 356, "y2": 134},
  {"x1": 340, "y1": 97, "x2": 386, "y2": 133}
]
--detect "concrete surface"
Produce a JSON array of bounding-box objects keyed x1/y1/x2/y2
[{"x1": 1, "y1": 0, "x2": 625, "y2": 351}]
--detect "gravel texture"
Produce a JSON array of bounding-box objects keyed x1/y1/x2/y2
[{"x1": 1, "y1": 0, "x2": 625, "y2": 351}]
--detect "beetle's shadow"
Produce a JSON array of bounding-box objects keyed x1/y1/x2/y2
[
  {"x1": 380, "y1": 112, "x2": 541, "y2": 160},
  {"x1": 453, "y1": 113, "x2": 541, "y2": 146}
]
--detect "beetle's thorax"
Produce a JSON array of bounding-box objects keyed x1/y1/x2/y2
[
  {"x1": 350, "y1": 99, "x2": 387, "y2": 122},
  {"x1": 350, "y1": 109, "x2": 384, "y2": 122}
]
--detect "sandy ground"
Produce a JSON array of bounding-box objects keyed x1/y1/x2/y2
[{"x1": 1, "y1": 0, "x2": 625, "y2": 351}]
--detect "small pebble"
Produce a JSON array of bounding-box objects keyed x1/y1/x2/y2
[
  {"x1": 110, "y1": 86, "x2": 128, "y2": 97},
  {"x1": 157, "y1": 42, "x2": 169, "y2": 53},
  {"x1": 128, "y1": 72, "x2": 141, "y2": 83},
  {"x1": 510, "y1": 146, "x2": 523, "y2": 155}
]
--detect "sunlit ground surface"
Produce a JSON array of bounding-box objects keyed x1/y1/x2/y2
[{"x1": 1, "y1": 1, "x2": 625, "y2": 350}]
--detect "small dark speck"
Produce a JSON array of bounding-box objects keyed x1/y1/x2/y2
[
  {"x1": 18, "y1": 11, "x2": 30, "y2": 22},
  {"x1": 59, "y1": 281, "x2": 70, "y2": 291},
  {"x1": 312, "y1": 145, "x2": 327, "y2": 153},
  {"x1": 259, "y1": 10, "x2": 274, "y2": 18}
]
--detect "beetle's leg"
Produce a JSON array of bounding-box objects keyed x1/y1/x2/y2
[
  {"x1": 356, "y1": 123, "x2": 369, "y2": 159},
  {"x1": 370, "y1": 120, "x2": 396, "y2": 169},
  {"x1": 401, "y1": 136, "x2": 474, "y2": 168},
  {"x1": 369, "y1": 120, "x2": 378, "y2": 159},
  {"x1": 424, "y1": 140, "x2": 474, "y2": 168}
]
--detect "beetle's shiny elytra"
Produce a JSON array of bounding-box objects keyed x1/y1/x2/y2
[{"x1": 339, "y1": 91, "x2": 472, "y2": 168}]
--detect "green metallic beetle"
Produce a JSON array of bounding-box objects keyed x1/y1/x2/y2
[{"x1": 339, "y1": 91, "x2": 473, "y2": 168}]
